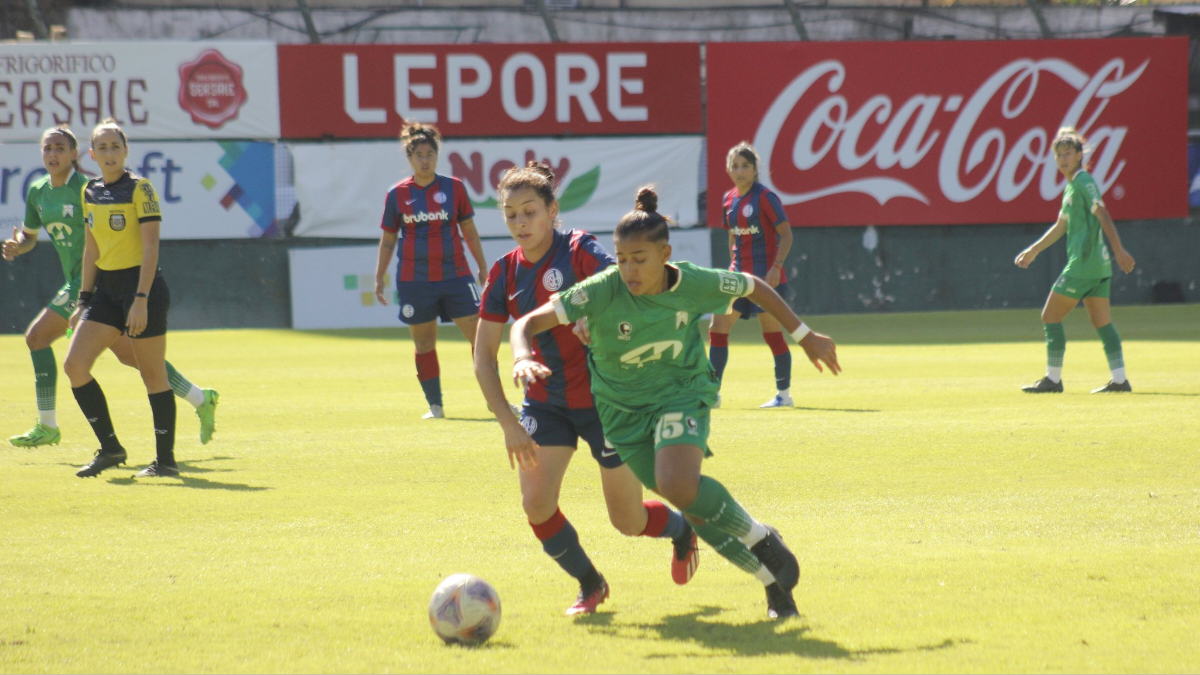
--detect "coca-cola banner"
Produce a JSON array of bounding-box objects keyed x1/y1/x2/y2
[
  {"x1": 706, "y1": 38, "x2": 1188, "y2": 227},
  {"x1": 0, "y1": 42, "x2": 280, "y2": 142},
  {"x1": 278, "y1": 43, "x2": 701, "y2": 138}
]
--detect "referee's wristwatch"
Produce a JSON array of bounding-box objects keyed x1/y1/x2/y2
[{"x1": 134, "y1": 292, "x2": 148, "y2": 298}]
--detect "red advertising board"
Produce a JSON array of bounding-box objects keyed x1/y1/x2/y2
[
  {"x1": 279, "y1": 43, "x2": 701, "y2": 139},
  {"x1": 706, "y1": 38, "x2": 1188, "y2": 227}
]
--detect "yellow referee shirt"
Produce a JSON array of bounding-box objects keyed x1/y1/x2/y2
[{"x1": 82, "y1": 171, "x2": 162, "y2": 271}]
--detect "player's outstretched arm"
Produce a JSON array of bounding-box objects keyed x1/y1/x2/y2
[
  {"x1": 474, "y1": 318, "x2": 539, "y2": 471},
  {"x1": 1096, "y1": 206, "x2": 1135, "y2": 274},
  {"x1": 1015, "y1": 215, "x2": 1066, "y2": 269},
  {"x1": 745, "y1": 276, "x2": 840, "y2": 375},
  {"x1": 510, "y1": 303, "x2": 563, "y2": 388}
]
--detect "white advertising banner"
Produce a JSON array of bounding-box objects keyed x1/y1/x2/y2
[
  {"x1": 290, "y1": 136, "x2": 701, "y2": 239},
  {"x1": 0, "y1": 41, "x2": 280, "y2": 142},
  {"x1": 289, "y1": 230, "x2": 711, "y2": 330},
  {"x1": 0, "y1": 141, "x2": 276, "y2": 239}
]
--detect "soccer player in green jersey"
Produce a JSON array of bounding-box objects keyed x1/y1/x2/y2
[
  {"x1": 2, "y1": 126, "x2": 219, "y2": 449},
  {"x1": 510, "y1": 187, "x2": 841, "y2": 619},
  {"x1": 1015, "y1": 127, "x2": 1137, "y2": 394}
]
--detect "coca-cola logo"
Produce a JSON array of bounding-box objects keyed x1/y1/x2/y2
[
  {"x1": 178, "y1": 49, "x2": 248, "y2": 130},
  {"x1": 753, "y1": 57, "x2": 1147, "y2": 208}
]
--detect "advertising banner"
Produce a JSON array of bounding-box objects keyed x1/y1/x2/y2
[
  {"x1": 0, "y1": 41, "x2": 280, "y2": 142},
  {"x1": 706, "y1": 38, "x2": 1188, "y2": 227},
  {"x1": 278, "y1": 43, "x2": 701, "y2": 139},
  {"x1": 0, "y1": 141, "x2": 276, "y2": 239},
  {"x1": 290, "y1": 136, "x2": 701, "y2": 239}
]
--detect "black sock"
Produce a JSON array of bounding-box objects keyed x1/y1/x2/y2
[
  {"x1": 72, "y1": 379, "x2": 122, "y2": 454},
  {"x1": 148, "y1": 390, "x2": 176, "y2": 465}
]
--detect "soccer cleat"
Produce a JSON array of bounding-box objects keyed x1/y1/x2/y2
[
  {"x1": 765, "y1": 582, "x2": 799, "y2": 619},
  {"x1": 671, "y1": 527, "x2": 699, "y2": 585},
  {"x1": 760, "y1": 393, "x2": 794, "y2": 409},
  {"x1": 76, "y1": 448, "x2": 128, "y2": 478},
  {"x1": 196, "y1": 389, "x2": 219, "y2": 445},
  {"x1": 750, "y1": 526, "x2": 800, "y2": 591},
  {"x1": 135, "y1": 460, "x2": 180, "y2": 478},
  {"x1": 423, "y1": 404, "x2": 445, "y2": 420},
  {"x1": 1091, "y1": 380, "x2": 1132, "y2": 393},
  {"x1": 1021, "y1": 377, "x2": 1063, "y2": 394},
  {"x1": 9, "y1": 423, "x2": 61, "y2": 448},
  {"x1": 566, "y1": 575, "x2": 609, "y2": 616}
]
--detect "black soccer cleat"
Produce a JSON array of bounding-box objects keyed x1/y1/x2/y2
[
  {"x1": 76, "y1": 448, "x2": 128, "y2": 478},
  {"x1": 751, "y1": 526, "x2": 800, "y2": 591},
  {"x1": 1021, "y1": 376, "x2": 1063, "y2": 394},
  {"x1": 1091, "y1": 380, "x2": 1132, "y2": 394},
  {"x1": 765, "y1": 582, "x2": 799, "y2": 620},
  {"x1": 135, "y1": 460, "x2": 180, "y2": 478}
]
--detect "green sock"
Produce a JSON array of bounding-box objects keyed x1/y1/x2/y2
[
  {"x1": 1044, "y1": 322, "x2": 1065, "y2": 381},
  {"x1": 684, "y1": 476, "x2": 754, "y2": 539},
  {"x1": 31, "y1": 347, "x2": 57, "y2": 417},
  {"x1": 690, "y1": 520, "x2": 763, "y2": 575},
  {"x1": 165, "y1": 361, "x2": 205, "y2": 407},
  {"x1": 1096, "y1": 323, "x2": 1126, "y2": 382}
]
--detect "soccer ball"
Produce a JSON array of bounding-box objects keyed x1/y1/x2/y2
[{"x1": 428, "y1": 574, "x2": 501, "y2": 645}]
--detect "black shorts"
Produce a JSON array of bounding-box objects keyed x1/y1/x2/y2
[
  {"x1": 84, "y1": 266, "x2": 170, "y2": 338},
  {"x1": 520, "y1": 399, "x2": 622, "y2": 469}
]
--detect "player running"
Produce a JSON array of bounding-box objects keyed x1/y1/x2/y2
[
  {"x1": 511, "y1": 187, "x2": 840, "y2": 619},
  {"x1": 1015, "y1": 127, "x2": 1137, "y2": 394},
  {"x1": 474, "y1": 163, "x2": 699, "y2": 616},
  {"x1": 3, "y1": 125, "x2": 218, "y2": 450},
  {"x1": 709, "y1": 143, "x2": 796, "y2": 409},
  {"x1": 373, "y1": 122, "x2": 489, "y2": 419}
]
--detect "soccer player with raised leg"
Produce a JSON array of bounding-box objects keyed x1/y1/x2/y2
[
  {"x1": 511, "y1": 187, "x2": 841, "y2": 619},
  {"x1": 3, "y1": 126, "x2": 218, "y2": 451},
  {"x1": 475, "y1": 163, "x2": 699, "y2": 616},
  {"x1": 373, "y1": 123, "x2": 489, "y2": 419},
  {"x1": 1015, "y1": 127, "x2": 1136, "y2": 394}
]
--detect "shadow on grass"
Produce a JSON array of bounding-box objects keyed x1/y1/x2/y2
[
  {"x1": 579, "y1": 606, "x2": 966, "y2": 660},
  {"x1": 1131, "y1": 392, "x2": 1200, "y2": 397},
  {"x1": 107, "y1": 472, "x2": 271, "y2": 492}
]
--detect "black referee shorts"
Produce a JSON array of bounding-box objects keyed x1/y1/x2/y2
[{"x1": 84, "y1": 266, "x2": 170, "y2": 338}]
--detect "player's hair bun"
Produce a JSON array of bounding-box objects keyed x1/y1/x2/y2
[
  {"x1": 526, "y1": 161, "x2": 555, "y2": 183},
  {"x1": 635, "y1": 186, "x2": 658, "y2": 213}
]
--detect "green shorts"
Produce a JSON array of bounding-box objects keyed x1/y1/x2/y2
[
  {"x1": 1052, "y1": 274, "x2": 1110, "y2": 300},
  {"x1": 597, "y1": 396, "x2": 713, "y2": 491},
  {"x1": 46, "y1": 278, "x2": 80, "y2": 320}
]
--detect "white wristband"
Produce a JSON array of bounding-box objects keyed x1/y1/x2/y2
[{"x1": 790, "y1": 323, "x2": 811, "y2": 343}]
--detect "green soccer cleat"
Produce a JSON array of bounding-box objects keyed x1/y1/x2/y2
[
  {"x1": 196, "y1": 389, "x2": 219, "y2": 444},
  {"x1": 9, "y1": 423, "x2": 61, "y2": 448}
]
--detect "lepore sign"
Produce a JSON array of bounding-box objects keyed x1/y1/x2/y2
[
  {"x1": 278, "y1": 43, "x2": 701, "y2": 138},
  {"x1": 706, "y1": 38, "x2": 1187, "y2": 226}
]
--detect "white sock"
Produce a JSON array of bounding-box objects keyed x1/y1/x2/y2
[
  {"x1": 1046, "y1": 367, "x2": 1062, "y2": 383},
  {"x1": 754, "y1": 565, "x2": 777, "y2": 586},
  {"x1": 38, "y1": 410, "x2": 57, "y2": 427},
  {"x1": 1111, "y1": 367, "x2": 1126, "y2": 384},
  {"x1": 738, "y1": 521, "x2": 769, "y2": 548},
  {"x1": 778, "y1": 388, "x2": 790, "y2": 398},
  {"x1": 184, "y1": 385, "x2": 205, "y2": 408}
]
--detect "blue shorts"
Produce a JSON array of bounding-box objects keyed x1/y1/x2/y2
[
  {"x1": 396, "y1": 276, "x2": 480, "y2": 325},
  {"x1": 732, "y1": 281, "x2": 788, "y2": 319},
  {"x1": 520, "y1": 399, "x2": 621, "y2": 469}
]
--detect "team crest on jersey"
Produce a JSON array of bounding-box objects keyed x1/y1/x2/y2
[
  {"x1": 569, "y1": 289, "x2": 588, "y2": 306},
  {"x1": 741, "y1": 203, "x2": 754, "y2": 218},
  {"x1": 686, "y1": 417, "x2": 698, "y2": 434},
  {"x1": 543, "y1": 269, "x2": 564, "y2": 292},
  {"x1": 62, "y1": 204, "x2": 74, "y2": 217},
  {"x1": 675, "y1": 311, "x2": 688, "y2": 329},
  {"x1": 109, "y1": 213, "x2": 126, "y2": 231},
  {"x1": 433, "y1": 191, "x2": 448, "y2": 205},
  {"x1": 618, "y1": 322, "x2": 632, "y2": 340},
  {"x1": 402, "y1": 304, "x2": 415, "y2": 318},
  {"x1": 520, "y1": 416, "x2": 537, "y2": 435}
]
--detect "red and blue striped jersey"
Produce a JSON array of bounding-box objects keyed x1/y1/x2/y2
[
  {"x1": 379, "y1": 174, "x2": 475, "y2": 282},
  {"x1": 480, "y1": 229, "x2": 613, "y2": 409},
  {"x1": 722, "y1": 182, "x2": 789, "y2": 284}
]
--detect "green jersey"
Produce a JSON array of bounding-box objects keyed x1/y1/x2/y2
[
  {"x1": 23, "y1": 171, "x2": 88, "y2": 282},
  {"x1": 552, "y1": 262, "x2": 753, "y2": 413},
  {"x1": 1059, "y1": 170, "x2": 1111, "y2": 279}
]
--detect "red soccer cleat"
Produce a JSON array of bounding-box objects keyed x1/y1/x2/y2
[
  {"x1": 566, "y1": 576, "x2": 609, "y2": 616},
  {"x1": 671, "y1": 529, "x2": 699, "y2": 585}
]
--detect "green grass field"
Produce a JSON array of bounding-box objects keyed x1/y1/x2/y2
[{"x1": 2, "y1": 305, "x2": 1198, "y2": 673}]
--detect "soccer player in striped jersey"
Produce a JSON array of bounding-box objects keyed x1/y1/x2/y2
[
  {"x1": 474, "y1": 163, "x2": 698, "y2": 616},
  {"x1": 373, "y1": 123, "x2": 489, "y2": 419},
  {"x1": 511, "y1": 186, "x2": 841, "y2": 619},
  {"x1": 708, "y1": 143, "x2": 795, "y2": 409},
  {"x1": 1015, "y1": 127, "x2": 1137, "y2": 393}
]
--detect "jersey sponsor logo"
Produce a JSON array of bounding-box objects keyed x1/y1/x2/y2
[
  {"x1": 729, "y1": 225, "x2": 761, "y2": 236},
  {"x1": 718, "y1": 272, "x2": 744, "y2": 295},
  {"x1": 618, "y1": 321, "x2": 632, "y2": 341},
  {"x1": 675, "y1": 311, "x2": 688, "y2": 329},
  {"x1": 46, "y1": 222, "x2": 72, "y2": 242},
  {"x1": 402, "y1": 304, "x2": 415, "y2": 318},
  {"x1": 51, "y1": 288, "x2": 72, "y2": 307},
  {"x1": 619, "y1": 340, "x2": 684, "y2": 367},
  {"x1": 741, "y1": 203, "x2": 754, "y2": 218},
  {"x1": 402, "y1": 209, "x2": 449, "y2": 224},
  {"x1": 569, "y1": 289, "x2": 588, "y2": 306},
  {"x1": 433, "y1": 191, "x2": 448, "y2": 205},
  {"x1": 109, "y1": 213, "x2": 126, "y2": 231},
  {"x1": 520, "y1": 416, "x2": 537, "y2": 435},
  {"x1": 139, "y1": 183, "x2": 161, "y2": 214},
  {"x1": 543, "y1": 268, "x2": 563, "y2": 292}
]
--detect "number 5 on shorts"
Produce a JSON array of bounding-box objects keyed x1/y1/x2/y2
[{"x1": 654, "y1": 412, "x2": 685, "y2": 445}]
